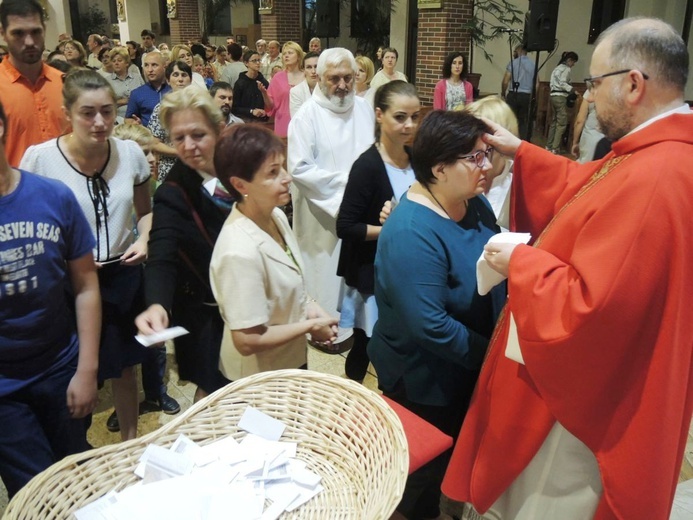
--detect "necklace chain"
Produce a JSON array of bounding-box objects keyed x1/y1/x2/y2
[
  {"x1": 425, "y1": 185, "x2": 469, "y2": 221},
  {"x1": 426, "y1": 186, "x2": 452, "y2": 219}
]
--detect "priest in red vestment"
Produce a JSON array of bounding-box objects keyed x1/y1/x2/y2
[{"x1": 442, "y1": 18, "x2": 693, "y2": 520}]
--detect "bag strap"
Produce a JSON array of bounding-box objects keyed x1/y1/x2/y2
[
  {"x1": 165, "y1": 180, "x2": 215, "y2": 291},
  {"x1": 167, "y1": 180, "x2": 215, "y2": 247}
]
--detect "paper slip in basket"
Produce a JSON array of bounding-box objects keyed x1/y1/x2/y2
[{"x1": 239, "y1": 406, "x2": 286, "y2": 441}]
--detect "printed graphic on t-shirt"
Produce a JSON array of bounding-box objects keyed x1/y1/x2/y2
[{"x1": 0, "y1": 220, "x2": 61, "y2": 299}]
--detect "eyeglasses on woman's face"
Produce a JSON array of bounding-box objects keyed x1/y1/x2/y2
[{"x1": 458, "y1": 147, "x2": 494, "y2": 169}]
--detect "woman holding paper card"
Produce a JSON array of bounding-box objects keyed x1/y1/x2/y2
[
  {"x1": 367, "y1": 110, "x2": 506, "y2": 520},
  {"x1": 135, "y1": 88, "x2": 231, "y2": 404},
  {"x1": 211, "y1": 124, "x2": 338, "y2": 380}
]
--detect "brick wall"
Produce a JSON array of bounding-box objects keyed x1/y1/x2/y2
[
  {"x1": 416, "y1": 0, "x2": 473, "y2": 106},
  {"x1": 170, "y1": 0, "x2": 202, "y2": 44},
  {"x1": 260, "y1": 0, "x2": 301, "y2": 44}
]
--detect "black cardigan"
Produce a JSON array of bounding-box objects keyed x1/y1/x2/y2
[
  {"x1": 231, "y1": 71, "x2": 270, "y2": 121},
  {"x1": 337, "y1": 144, "x2": 411, "y2": 294},
  {"x1": 145, "y1": 160, "x2": 228, "y2": 311}
]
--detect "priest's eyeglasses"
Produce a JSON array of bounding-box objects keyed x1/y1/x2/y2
[
  {"x1": 459, "y1": 147, "x2": 494, "y2": 169},
  {"x1": 584, "y1": 69, "x2": 649, "y2": 92}
]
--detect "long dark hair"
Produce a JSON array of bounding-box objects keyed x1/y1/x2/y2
[{"x1": 442, "y1": 51, "x2": 467, "y2": 79}]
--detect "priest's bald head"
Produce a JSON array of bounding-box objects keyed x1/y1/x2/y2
[{"x1": 585, "y1": 17, "x2": 688, "y2": 142}]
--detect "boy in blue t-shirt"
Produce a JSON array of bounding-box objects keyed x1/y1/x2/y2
[{"x1": 0, "y1": 100, "x2": 101, "y2": 499}]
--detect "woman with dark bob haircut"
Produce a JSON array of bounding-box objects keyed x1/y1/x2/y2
[
  {"x1": 433, "y1": 51, "x2": 474, "y2": 110},
  {"x1": 210, "y1": 125, "x2": 338, "y2": 381},
  {"x1": 368, "y1": 110, "x2": 507, "y2": 519}
]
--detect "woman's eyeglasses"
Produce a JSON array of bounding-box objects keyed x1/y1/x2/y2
[{"x1": 459, "y1": 147, "x2": 494, "y2": 169}]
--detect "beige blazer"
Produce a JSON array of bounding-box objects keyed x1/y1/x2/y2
[{"x1": 210, "y1": 206, "x2": 308, "y2": 381}]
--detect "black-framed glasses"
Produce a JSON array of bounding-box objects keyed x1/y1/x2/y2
[
  {"x1": 459, "y1": 147, "x2": 494, "y2": 169},
  {"x1": 584, "y1": 69, "x2": 649, "y2": 91}
]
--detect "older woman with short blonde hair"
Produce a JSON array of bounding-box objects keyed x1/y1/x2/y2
[
  {"x1": 136, "y1": 87, "x2": 229, "y2": 404},
  {"x1": 464, "y1": 95, "x2": 518, "y2": 225},
  {"x1": 266, "y1": 41, "x2": 305, "y2": 137},
  {"x1": 106, "y1": 46, "x2": 144, "y2": 120},
  {"x1": 355, "y1": 55, "x2": 375, "y2": 100},
  {"x1": 63, "y1": 39, "x2": 87, "y2": 67}
]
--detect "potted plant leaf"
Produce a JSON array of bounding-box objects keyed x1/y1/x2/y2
[{"x1": 465, "y1": 0, "x2": 525, "y2": 91}]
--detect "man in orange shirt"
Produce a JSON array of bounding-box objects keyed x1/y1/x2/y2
[{"x1": 0, "y1": 0, "x2": 66, "y2": 167}]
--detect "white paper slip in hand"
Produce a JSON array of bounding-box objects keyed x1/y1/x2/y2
[
  {"x1": 476, "y1": 232, "x2": 531, "y2": 296},
  {"x1": 135, "y1": 326, "x2": 189, "y2": 347}
]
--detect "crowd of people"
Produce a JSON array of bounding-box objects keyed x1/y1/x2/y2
[{"x1": 1, "y1": 0, "x2": 692, "y2": 518}]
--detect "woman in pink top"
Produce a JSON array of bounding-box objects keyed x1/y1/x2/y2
[
  {"x1": 433, "y1": 51, "x2": 474, "y2": 110},
  {"x1": 267, "y1": 41, "x2": 305, "y2": 137}
]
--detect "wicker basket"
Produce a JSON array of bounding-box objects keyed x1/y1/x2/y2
[{"x1": 4, "y1": 369, "x2": 408, "y2": 520}]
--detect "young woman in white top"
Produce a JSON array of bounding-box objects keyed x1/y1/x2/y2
[
  {"x1": 20, "y1": 69, "x2": 152, "y2": 442},
  {"x1": 289, "y1": 51, "x2": 320, "y2": 117},
  {"x1": 336, "y1": 80, "x2": 421, "y2": 382},
  {"x1": 354, "y1": 55, "x2": 375, "y2": 106}
]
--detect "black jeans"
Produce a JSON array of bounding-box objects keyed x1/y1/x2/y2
[
  {"x1": 506, "y1": 91, "x2": 532, "y2": 140},
  {"x1": 0, "y1": 352, "x2": 90, "y2": 498}
]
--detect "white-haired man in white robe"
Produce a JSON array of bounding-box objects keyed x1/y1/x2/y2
[{"x1": 288, "y1": 48, "x2": 374, "y2": 343}]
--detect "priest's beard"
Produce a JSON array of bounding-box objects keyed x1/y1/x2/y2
[
  {"x1": 320, "y1": 84, "x2": 355, "y2": 110},
  {"x1": 596, "y1": 85, "x2": 632, "y2": 142}
]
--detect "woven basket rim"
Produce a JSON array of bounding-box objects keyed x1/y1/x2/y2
[{"x1": 5, "y1": 369, "x2": 408, "y2": 520}]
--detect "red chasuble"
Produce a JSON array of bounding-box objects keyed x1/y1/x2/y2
[{"x1": 442, "y1": 113, "x2": 693, "y2": 519}]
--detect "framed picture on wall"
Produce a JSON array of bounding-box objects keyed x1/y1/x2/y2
[
  {"x1": 259, "y1": 0, "x2": 273, "y2": 15},
  {"x1": 167, "y1": 0, "x2": 177, "y2": 19},
  {"x1": 116, "y1": 0, "x2": 126, "y2": 22}
]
